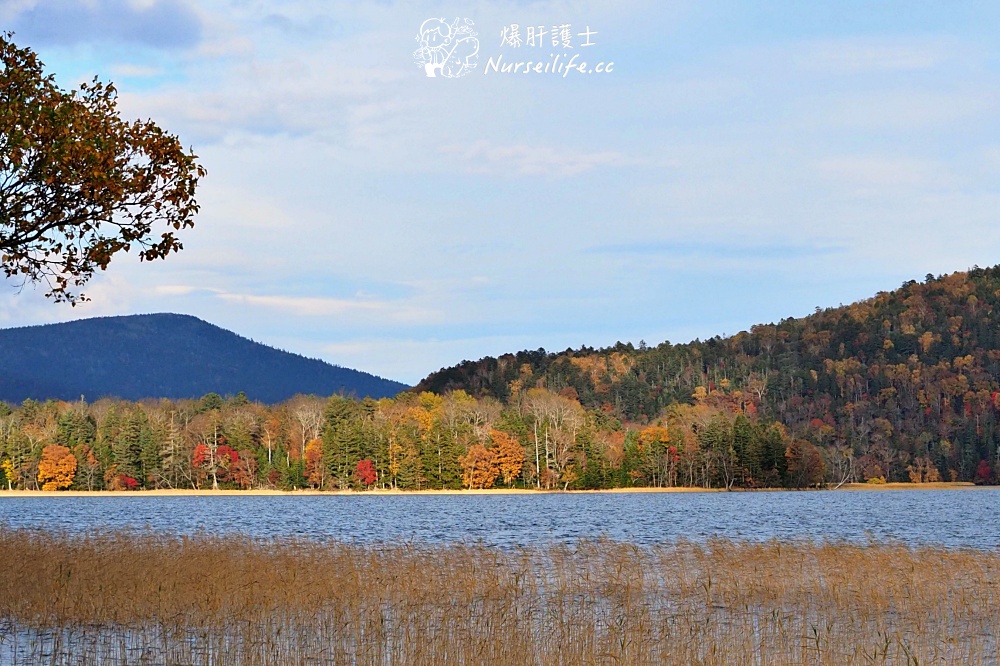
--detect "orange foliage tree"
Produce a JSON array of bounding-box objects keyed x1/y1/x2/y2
[
  {"x1": 490, "y1": 429, "x2": 524, "y2": 487},
  {"x1": 304, "y1": 438, "x2": 325, "y2": 488},
  {"x1": 459, "y1": 444, "x2": 499, "y2": 489},
  {"x1": 37, "y1": 444, "x2": 77, "y2": 491}
]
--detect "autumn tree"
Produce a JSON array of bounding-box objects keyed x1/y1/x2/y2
[
  {"x1": 786, "y1": 439, "x2": 826, "y2": 488},
  {"x1": 490, "y1": 429, "x2": 524, "y2": 487},
  {"x1": 0, "y1": 458, "x2": 17, "y2": 490},
  {"x1": 104, "y1": 466, "x2": 139, "y2": 490},
  {"x1": 2, "y1": 430, "x2": 33, "y2": 490},
  {"x1": 354, "y1": 458, "x2": 377, "y2": 487},
  {"x1": 304, "y1": 437, "x2": 325, "y2": 488},
  {"x1": 907, "y1": 456, "x2": 941, "y2": 483},
  {"x1": 260, "y1": 410, "x2": 283, "y2": 467},
  {"x1": 459, "y1": 444, "x2": 499, "y2": 490},
  {"x1": 379, "y1": 398, "x2": 425, "y2": 490},
  {"x1": 0, "y1": 33, "x2": 205, "y2": 303},
  {"x1": 214, "y1": 445, "x2": 239, "y2": 484},
  {"x1": 230, "y1": 450, "x2": 257, "y2": 490},
  {"x1": 37, "y1": 444, "x2": 76, "y2": 490}
]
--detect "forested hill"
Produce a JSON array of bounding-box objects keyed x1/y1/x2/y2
[
  {"x1": 0, "y1": 314, "x2": 407, "y2": 403},
  {"x1": 416, "y1": 266, "x2": 1000, "y2": 480}
]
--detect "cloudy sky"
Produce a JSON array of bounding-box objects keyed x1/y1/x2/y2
[{"x1": 3, "y1": 1, "x2": 1000, "y2": 385}]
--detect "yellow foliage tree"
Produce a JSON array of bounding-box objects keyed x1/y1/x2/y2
[
  {"x1": 637, "y1": 425, "x2": 670, "y2": 450},
  {"x1": 37, "y1": 444, "x2": 77, "y2": 491},
  {"x1": 1, "y1": 459, "x2": 19, "y2": 490},
  {"x1": 907, "y1": 456, "x2": 941, "y2": 483}
]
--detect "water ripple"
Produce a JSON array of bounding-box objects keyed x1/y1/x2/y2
[{"x1": 1, "y1": 489, "x2": 998, "y2": 548}]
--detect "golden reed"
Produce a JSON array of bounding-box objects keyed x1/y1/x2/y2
[{"x1": 0, "y1": 531, "x2": 997, "y2": 664}]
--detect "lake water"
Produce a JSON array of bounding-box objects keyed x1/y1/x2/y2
[{"x1": 0, "y1": 488, "x2": 997, "y2": 549}]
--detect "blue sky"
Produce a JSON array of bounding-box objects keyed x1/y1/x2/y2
[{"x1": 2, "y1": 0, "x2": 1000, "y2": 385}]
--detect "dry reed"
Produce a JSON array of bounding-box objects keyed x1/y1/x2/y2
[{"x1": 0, "y1": 530, "x2": 997, "y2": 665}]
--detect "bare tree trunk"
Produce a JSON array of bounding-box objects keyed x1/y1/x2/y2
[{"x1": 533, "y1": 421, "x2": 541, "y2": 489}]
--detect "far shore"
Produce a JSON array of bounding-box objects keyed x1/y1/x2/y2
[
  {"x1": 836, "y1": 481, "x2": 979, "y2": 491},
  {"x1": 0, "y1": 481, "x2": 982, "y2": 497}
]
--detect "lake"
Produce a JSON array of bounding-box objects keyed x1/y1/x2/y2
[{"x1": 0, "y1": 488, "x2": 997, "y2": 548}]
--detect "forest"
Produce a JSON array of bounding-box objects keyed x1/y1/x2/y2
[
  {"x1": 1, "y1": 386, "x2": 800, "y2": 492},
  {"x1": 6, "y1": 267, "x2": 1000, "y2": 491}
]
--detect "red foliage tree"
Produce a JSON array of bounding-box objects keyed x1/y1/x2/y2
[
  {"x1": 108, "y1": 474, "x2": 139, "y2": 491},
  {"x1": 193, "y1": 443, "x2": 239, "y2": 488},
  {"x1": 266, "y1": 468, "x2": 281, "y2": 486},
  {"x1": 215, "y1": 445, "x2": 238, "y2": 481},
  {"x1": 192, "y1": 444, "x2": 210, "y2": 468},
  {"x1": 354, "y1": 459, "x2": 377, "y2": 487},
  {"x1": 975, "y1": 460, "x2": 993, "y2": 485},
  {"x1": 230, "y1": 450, "x2": 257, "y2": 490}
]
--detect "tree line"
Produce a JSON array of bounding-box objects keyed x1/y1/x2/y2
[{"x1": 3, "y1": 373, "x2": 990, "y2": 492}]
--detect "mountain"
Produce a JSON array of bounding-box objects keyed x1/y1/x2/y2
[
  {"x1": 0, "y1": 313, "x2": 407, "y2": 403},
  {"x1": 416, "y1": 266, "x2": 1000, "y2": 481}
]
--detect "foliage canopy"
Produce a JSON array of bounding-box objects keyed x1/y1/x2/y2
[{"x1": 0, "y1": 32, "x2": 205, "y2": 303}]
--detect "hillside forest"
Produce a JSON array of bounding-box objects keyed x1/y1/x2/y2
[{"x1": 7, "y1": 267, "x2": 1000, "y2": 491}]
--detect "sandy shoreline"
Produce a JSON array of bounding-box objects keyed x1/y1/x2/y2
[
  {"x1": 0, "y1": 486, "x2": 722, "y2": 497},
  {"x1": 0, "y1": 482, "x2": 980, "y2": 497}
]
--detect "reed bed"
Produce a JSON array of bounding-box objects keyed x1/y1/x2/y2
[{"x1": 0, "y1": 530, "x2": 997, "y2": 665}]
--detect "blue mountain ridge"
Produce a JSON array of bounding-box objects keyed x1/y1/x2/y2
[{"x1": 0, "y1": 313, "x2": 407, "y2": 403}]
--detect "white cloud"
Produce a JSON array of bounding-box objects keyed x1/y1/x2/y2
[
  {"x1": 439, "y1": 140, "x2": 637, "y2": 177},
  {"x1": 153, "y1": 284, "x2": 203, "y2": 296},
  {"x1": 213, "y1": 291, "x2": 442, "y2": 324}
]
